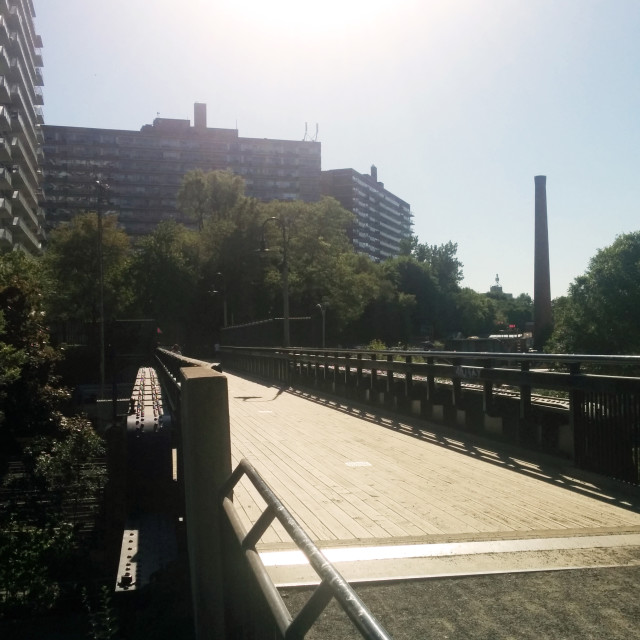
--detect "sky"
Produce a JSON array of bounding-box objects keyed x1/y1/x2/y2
[{"x1": 35, "y1": 0, "x2": 640, "y2": 299}]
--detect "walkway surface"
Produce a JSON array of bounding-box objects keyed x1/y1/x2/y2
[{"x1": 224, "y1": 371, "x2": 640, "y2": 589}]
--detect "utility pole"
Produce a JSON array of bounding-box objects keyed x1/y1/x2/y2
[
  {"x1": 95, "y1": 180, "x2": 109, "y2": 400},
  {"x1": 259, "y1": 217, "x2": 290, "y2": 348}
]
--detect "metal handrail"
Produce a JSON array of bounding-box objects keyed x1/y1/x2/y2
[
  {"x1": 221, "y1": 458, "x2": 392, "y2": 640},
  {"x1": 222, "y1": 345, "x2": 640, "y2": 370}
]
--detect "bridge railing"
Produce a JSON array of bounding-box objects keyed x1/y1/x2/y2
[
  {"x1": 220, "y1": 347, "x2": 640, "y2": 485},
  {"x1": 221, "y1": 458, "x2": 391, "y2": 640},
  {"x1": 153, "y1": 347, "x2": 392, "y2": 640}
]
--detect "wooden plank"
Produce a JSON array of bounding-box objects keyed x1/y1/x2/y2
[{"x1": 224, "y1": 373, "x2": 640, "y2": 551}]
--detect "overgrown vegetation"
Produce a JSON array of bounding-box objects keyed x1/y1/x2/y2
[{"x1": 0, "y1": 252, "x2": 109, "y2": 625}]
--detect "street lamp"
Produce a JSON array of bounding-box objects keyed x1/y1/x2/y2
[
  {"x1": 316, "y1": 303, "x2": 326, "y2": 349},
  {"x1": 259, "y1": 216, "x2": 290, "y2": 348},
  {"x1": 95, "y1": 180, "x2": 109, "y2": 400},
  {"x1": 210, "y1": 272, "x2": 228, "y2": 327}
]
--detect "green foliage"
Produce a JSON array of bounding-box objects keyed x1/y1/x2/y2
[
  {"x1": 411, "y1": 237, "x2": 464, "y2": 291},
  {"x1": 0, "y1": 252, "x2": 63, "y2": 438},
  {"x1": 177, "y1": 169, "x2": 247, "y2": 230},
  {"x1": 0, "y1": 252, "x2": 108, "y2": 622},
  {"x1": 548, "y1": 231, "x2": 640, "y2": 354},
  {"x1": 0, "y1": 518, "x2": 74, "y2": 616},
  {"x1": 1, "y1": 418, "x2": 106, "y2": 618},
  {"x1": 128, "y1": 220, "x2": 200, "y2": 341},
  {"x1": 487, "y1": 291, "x2": 533, "y2": 332},
  {"x1": 43, "y1": 212, "x2": 132, "y2": 325},
  {"x1": 83, "y1": 586, "x2": 119, "y2": 640},
  {"x1": 28, "y1": 416, "x2": 106, "y2": 523},
  {"x1": 454, "y1": 288, "x2": 496, "y2": 336}
]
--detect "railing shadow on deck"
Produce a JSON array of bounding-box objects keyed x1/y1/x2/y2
[
  {"x1": 219, "y1": 346, "x2": 640, "y2": 489},
  {"x1": 285, "y1": 383, "x2": 640, "y2": 516}
]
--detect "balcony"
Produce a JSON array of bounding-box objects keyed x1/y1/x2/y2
[
  {"x1": 0, "y1": 46, "x2": 9, "y2": 75},
  {"x1": 0, "y1": 136, "x2": 11, "y2": 161},
  {"x1": 11, "y1": 187, "x2": 37, "y2": 220},
  {"x1": 0, "y1": 75, "x2": 9, "y2": 101},
  {"x1": 10, "y1": 109, "x2": 27, "y2": 136},
  {"x1": 12, "y1": 165, "x2": 38, "y2": 207},
  {"x1": 33, "y1": 85, "x2": 43, "y2": 105},
  {"x1": 12, "y1": 215, "x2": 41, "y2": 253},
  {"x1": 0, "y1": 196, "x2": 12, "y2": 221},
  {"x1": 0, "y1": 225, "x2": 13, "y2": 248},
  {"x1": 0, "y1": 17, "x2": 9, "y2": 46},
  {"x1": 11, "y1": 136, "x2": 38, "y2": 177},
  {"x1": 0, "y1": 166, "x2": 12, "y2": 189},
  {"x1": 0, "y1": 105, "x2": 10, "y2": 131}
]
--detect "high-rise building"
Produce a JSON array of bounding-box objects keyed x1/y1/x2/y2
[
  {"x1": 321, "y1": 165, "x2": 412, "y2": 262},
  {"x1": 42, "y1": 103, "x2": 322, "y2": 236},
  {"x1": 0, "y1": 0, "x2": 45, "y2": 254}
]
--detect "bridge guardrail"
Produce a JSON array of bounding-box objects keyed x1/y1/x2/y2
[
  {"x1": 221, "y1": 458, "x2": 392, "y2": 640},
  {"x1": 153, "y1": 348, "x2": 391, "y2": 639}
]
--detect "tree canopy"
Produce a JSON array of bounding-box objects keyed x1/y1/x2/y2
[
  {"x1": 548, "y1": 231, "x2": 640, "y2": 354},
  {"x1": 411, "y1": 238, "x2": 464, "y2": 292},
  {"x1": 177, "y1": 169, "x2": 247, "y2": 231},
  {"x1": 43, "y1": 212, "x2": 131, "y2": 326},
  {"x1": 0, "y1": 252, "x2": 63, "y2": 439}
]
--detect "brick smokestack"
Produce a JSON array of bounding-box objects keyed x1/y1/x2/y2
[{"x1": 533, "y1": 175, "x2": 552, "y2": 350}]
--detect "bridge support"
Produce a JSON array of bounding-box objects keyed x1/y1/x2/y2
[{"x1": 181, "y1": 367, "x2": 231, "y2": 640}]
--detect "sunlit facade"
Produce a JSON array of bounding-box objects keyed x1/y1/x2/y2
[
  {"x1": 321, "y1": 166, "x2": 412, "y2": 262},
  {"x1": 0, "y1": 0, "x2": 45, "y2": 254},
  {"x1": 42, "y1": 103, "x2": 321, "y2": 236}
]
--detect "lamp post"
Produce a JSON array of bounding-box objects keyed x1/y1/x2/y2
[
  {"x1": 316, "y1": 303, "x2": 326, "y2": 349},
  {"x1": 211, "y1": 272, "x2": 228, "y2": 327},
  {"x1": 95, "y1": 180, "x2": 109, "y2": 401},
  {"x1": 259, "y1": 216, "x2": 290, "y2": 348}
]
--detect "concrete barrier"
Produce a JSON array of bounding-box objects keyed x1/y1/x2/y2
[{"x1": 180, "y1": 366, "x2": 231, "y2": 640}]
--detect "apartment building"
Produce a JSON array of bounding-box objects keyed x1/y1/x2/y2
[
  {"x1": 42, "y1": 103, "x2": 322, "y2": 236},
  {"x1": 0, "y1": 0, "x2": 45, "y2": 254},
  {"x1": 321, "y1": 165, "x2": 412, "y2": 262}
]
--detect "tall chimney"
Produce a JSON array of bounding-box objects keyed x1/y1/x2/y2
[
  {"x1": 194, "y1": 102, "x2": 207, "y2": 129},
  {"x1": 370, "y1": 165, "x2": 378, "y2": 182},
  {"x1": 533, "y1": 175, "x2": 552, "y2": 350}
]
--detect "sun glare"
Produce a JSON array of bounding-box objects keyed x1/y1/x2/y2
[{"x1": 222, "y1": 0, "x2": 393, "y2": 34}]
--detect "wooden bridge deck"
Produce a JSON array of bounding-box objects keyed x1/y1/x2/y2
[{"x1": 224, "y1": 372, "x2": 640, "y2": 583}]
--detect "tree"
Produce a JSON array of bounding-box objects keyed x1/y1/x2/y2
[
  {"x1": 379, "y1": 256, "x2": 438, "y2": 341},
  {"x1": 177, "y1": 169, "x2": 247, "y2": 231},
  {"x1": 0, "y1": 252, "x2": 63, "y2": 440},
  {"x1": 128, "y1": 220, "x2": 200, "y2": 343},
  {"x1": 548, "y1": 231, "x2": 640, "y2": 354},
  {"x1": 0, "y1": 253, "x2": 108, "y2": 617},
  {"x1": 454, "y1": 288, "x2": 496, "y2": 337},
  {"x1": 411, "y1": 238, "x2": 464, "y2": 292},
  {"x1": 486, "y1": 291, "x2": 533, "y2": 334},
  {"x1": 257, "y1": 198, "x2": 381, "y2": 337},
  {"x1": 43, "y1": 212, "x2": 132, "y2": 327}
]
